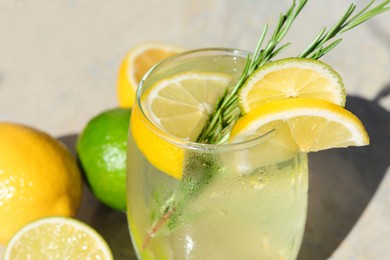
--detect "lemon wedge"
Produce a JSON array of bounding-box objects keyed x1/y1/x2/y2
[{"x1": 230, "y1": 98, "x2": 369, "y2": 153}]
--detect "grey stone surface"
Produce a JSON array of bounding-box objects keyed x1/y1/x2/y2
[{"x1": 1, "y1": 0, "x2": 389, "y2": 259}]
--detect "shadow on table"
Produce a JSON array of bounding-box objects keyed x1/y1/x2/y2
[
  {"x1": 57, "y1": 134, "x2": 137, "y2": 260},
  {"x1": 58, "y1": 89, "x2": 390, "y2": 260},
  {"x1": 298, "y1": 90, "x2": 390, "y2": 259}
]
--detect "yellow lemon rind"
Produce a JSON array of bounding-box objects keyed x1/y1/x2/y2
[
  {"x1": 117, "y1": 42, "x2": 185, "y2": 108},
  {"x1": 230, "y1": 98, "x2": 369, "y2": 152}
]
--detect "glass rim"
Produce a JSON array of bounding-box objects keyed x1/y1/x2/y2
[{"x1": 135, "y1": 47, "x2": 274, "y2": 152}]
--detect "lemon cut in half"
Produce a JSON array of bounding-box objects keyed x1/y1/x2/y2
[
  {"x1": 230, "y1": 98, "x2": 369, "y2": 153},
  {"x1": 239, "y1": 58, "x2": 346, "y2": 113},
  {"x1": 117, "y1": 42, "x2": 184, "y2": 108},
  {"x1": 3, "y1": 217, "x2": 113, "y2": 260}
]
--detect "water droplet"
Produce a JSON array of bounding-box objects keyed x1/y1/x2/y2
[
  {"x1": 209, "y1": 192, "x2": 223, "y2": 199},
  {"x1": 216, "y1": 209, "x2": 227, "y2": 216}
]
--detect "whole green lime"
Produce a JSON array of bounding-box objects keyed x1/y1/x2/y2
[{"x1": 77, "y1": 108, "x2": 131, "y2": 211}]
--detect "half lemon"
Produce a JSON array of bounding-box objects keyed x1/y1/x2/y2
[{"x1": 117, "y1": 42, "x2": 184, "y2": 108}]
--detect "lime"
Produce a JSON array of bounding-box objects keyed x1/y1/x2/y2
[
  {"x1": 77, "y1": 108, "x2": 131, "y2": 211},
  {"x1": 3, "y1": 216, "x2": 113, "y2": 259}
]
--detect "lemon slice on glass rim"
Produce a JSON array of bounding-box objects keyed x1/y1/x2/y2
[
  {"x1": 229, "y1": 98, "x2": 369, "y2": 162},
  {"x1": 238, "y1": 58, "x2": 346, "y2": 113},
  {"x1": 131, "y1": 71, "x2": 233, "y2": 179}
]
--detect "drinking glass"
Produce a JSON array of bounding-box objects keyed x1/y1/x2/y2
[{"x1": 126, "y1": 48, "x2": 308, "y2": 259}]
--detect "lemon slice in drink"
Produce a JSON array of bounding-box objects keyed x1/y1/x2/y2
[
  {"x1": 230, "y1": 98, "x2": 369, "y2": 154},
  {"x1": 132, "y1": 72, "x2": 232, "y2": 179},
  {"x1": 142, "y1": 72, "x2": 232, "y2": 141},
  {"x1": 239, "y1": 58, "x2": 346, "y2": 113},
  {"x1": 3, "y1": 217, "x2": 113, "y2": 259},
  {"x1": 117, "y1": 42, "x2": 184, "y2": 108}
]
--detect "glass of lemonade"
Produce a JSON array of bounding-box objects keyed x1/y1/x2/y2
[{"x1": 126, "y1": 49, "x2": 308, "y2": 259}]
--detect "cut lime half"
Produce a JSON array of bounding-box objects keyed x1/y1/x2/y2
[{"x1": 3, "y1": 217, "x2": 113, "y2": 260}]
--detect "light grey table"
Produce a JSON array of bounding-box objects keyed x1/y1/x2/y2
[{"x1": 1, "y1": 1, "x2": 389, "y2": 259}]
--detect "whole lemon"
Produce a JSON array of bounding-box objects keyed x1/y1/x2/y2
[
  {"x1": 0, "y1": 123, "x2": 83, "y2": 244},
  {"x1": 77, "y1": 108, "x2": 131, "y2": 211}
]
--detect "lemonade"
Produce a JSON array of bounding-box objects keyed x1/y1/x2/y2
[
  {"x1": 127, "y1": 145, "x2": 308, "y2": 259},
  {"x1": 126, "y1": 49, "x2": 309, "y2": 259}
]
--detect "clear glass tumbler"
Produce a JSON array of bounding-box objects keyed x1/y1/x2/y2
[{"x1": 126, "y1": 48, "x2": 308, "y2": 259}]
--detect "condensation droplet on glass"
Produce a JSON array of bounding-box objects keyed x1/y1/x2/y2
[
  {"x1": 209, "y1": 192, "x2": 223, "y2": 199},
  {"x1": 262, "y1": 236, "x2": 270, "y2": 251},
  {"x1": 231, "y1": 192, "x2": 239, "y2": 203},
  {"x1": 290, "y1": 177, "x2": 296, "y2": 187},
  {"x1": 253, "y1": 177, "x2": 265, "y2": 191},
  {"x1": 185, "y1": 235, "x2": 194, "y2": 255},
  {"x1": 278, "y1": 248, "x2": 288, "y2": 260},
  {"x1": 297, "y1": 172, "x2": 302, "y2": 184},
  {"x1": 217, "y1": 209, "x2": 227, "y2": 216}
]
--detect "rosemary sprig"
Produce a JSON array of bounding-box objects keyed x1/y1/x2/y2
[
  {"x1": 299, "y1": 0, "x2": 390, "y2": 59},
  {"x1": 196, "y1": 0, "x2": 308, "y2": 144},
  {"x1": 197, "y1": 0, "x2": 390, "y2": 144}
]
